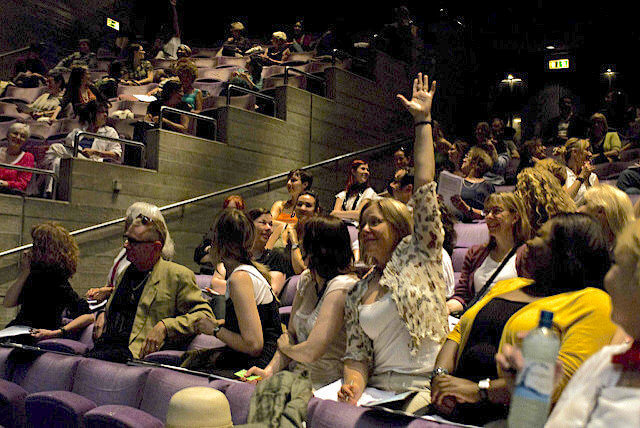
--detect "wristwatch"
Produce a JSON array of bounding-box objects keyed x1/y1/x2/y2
[
  {"x1": 478, "y1": 378, "x2": 491, "y2": 401},
  {"x1": 212, "y1": 325, "x2": 222, "y2": 337},
  {"x1": 429, "y1": 367, "x2": 449, "y2": 381},
  {"x1": 291, "y1": 243, "x2": 300, "y2": 250}
]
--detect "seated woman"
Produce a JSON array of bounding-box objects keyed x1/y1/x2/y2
[
  {"x1": 3, "y1": 222, "x2": 91, "y2": 340},
  {"x1": 0, "y1": 123, "x2": 34, "y2": 195},
  {"x1": 516, "y1": 138, "x2": 547, "y2": 174},
  {"x1": 332, "y1": 160, "x2": 377, "y2": 223},
  {"x1": 187, "y1": 209, "x2": 281, "y2": 376},
  {"x1": 59, "y1": 66, "x2": 103, "y2": 118},
  {"x1": 444, "y1": 139, "x2": 469, "y2": 177},
  {"x1": 447, "y1": 192, "x2": 531, "y2": 314},
  {"x1": 589, "y1": 112, "x2": 622, "y2": 164},
  {"x1": 26, "y1": 72, "x2": 66, "y2": 121},
  {"x1": 449, "y1": 146, "x2": 496, "y2": 221},
  {"x1": 430, "y1": 213, "x2": 617, "y2": 425},
  {"x1": 578, "y1": 184, "x2": 635, "y2": 253},
  {"x1": 228, "y1": 57, "x2": 264, "y2": 92},
  {"x1": 291, "y1": 21, "x2": 314, "y2": 52},
  {"x1": 516, "y1": 166, "x2": 576, "y2": 233},
  {"x1": 270, "y1": 169, "x2": 313, "y2": 227},
  {"x1": 526, "y1": 218, "x2": 640, "y2": 427},
  {"x1": 121, "y1": 44, "x2": 154, "y2": 86},
  {"x1": 338, "y1": 73, "x2": 448, "y2": 413},
  {"x1": 260, "y1": 32, "x2": 291, "y2": 65},
  {"x1": 174, "y1": 59, "x2": 202, "y2": 111},
  {"x1": 554, "y1": 138, "x2": 599, "y2": 205},
  {"x1": 245, "y1": 216, "x2": 357, "y2": 388},
  {"x1": 145, "y1": 79, "x2": 192, "y2": 133}
]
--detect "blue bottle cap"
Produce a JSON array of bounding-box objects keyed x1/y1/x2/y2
[{"x1": 539, "y1": 310, "x2": 554, "y2": 328}]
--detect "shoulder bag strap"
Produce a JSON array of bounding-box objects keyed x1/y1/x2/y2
[{"x1": 463, "y1": 246, "x2": 518, "y2": 313}]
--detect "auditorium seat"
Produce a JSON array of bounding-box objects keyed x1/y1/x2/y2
[
  {"x1": 593, "y1": 160, "x2": 635, "y2": 180},
  {"x1": 197, "y1": 68, "x2": 237, "y2": 82},
  {"x1": 0, "y1": 118, "x2": 17, "y2": 140},
  {"x1": 215, "y1": 56, "x2": 249, "y2": 69},
  {"x1": 83, "y1": 405, "x2": 164, "y2": 428},
  {"x1": 620, "y1": 148, "x2": 640, "y2": 162},
  {"x1": 117, "y1": 83, "x2": 158, "y2": 97},
  {"x1": 0, "y1": 102, "x2": 31, "y2": 121},
  {"x1": 453, "y1": 222, "x2": 489, "y2": 249},
  {"x1": 0, "y1": 86, "x2": 47, "y2": 104},
  {"x1": 264, "y1": 74, "x2": 308, "y2": 91},
  {"x1": 194, "y1": 81, "x2": 224, "y2": 97}
]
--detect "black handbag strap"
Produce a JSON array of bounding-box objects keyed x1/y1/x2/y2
[{"x1": 463, "y1": 246, "x2": 518, "y2": 312}]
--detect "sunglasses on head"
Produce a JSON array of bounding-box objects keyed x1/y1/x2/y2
[{"x1": 136, "y1": 214, "x2": 166, "y2": 242}]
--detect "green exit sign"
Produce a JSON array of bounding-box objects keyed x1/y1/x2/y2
[
  {"x1": 107, "y1": 18, "x2": 120, "y2": 31},
  {"x1": 548, "y1": 59, "x2": 570, "y2": 70}
]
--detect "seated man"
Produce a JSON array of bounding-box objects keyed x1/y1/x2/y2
[
  {"x1": 52, "y1": 38, "x2": 98, "y2": 72},
  {"x1": 88, "y1": 213, "x2": 213, "y2": 363}
]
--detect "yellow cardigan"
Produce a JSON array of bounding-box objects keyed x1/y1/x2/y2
[{"x1": 447, "y1": 277, "x2": 616, "y2": 403}]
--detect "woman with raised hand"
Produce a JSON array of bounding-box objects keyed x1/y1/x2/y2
[
  {"x1": 187, "y1": 209, "x2": 281, "y2": 376},
  {"x1": 337, "y1": 73, "x2": 448, "y2": 414},
  {"x1": 430, "y1": 213, "x2": 616, "y2": 426},
  {"x1": 331, "y1": 160, "x2": 377, "y2": 223},
  {"x1": 244, "y1": 216, "x2": 357, "y2": 388}
]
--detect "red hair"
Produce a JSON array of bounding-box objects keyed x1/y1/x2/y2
[
  {"x1": 344, "y1": 159, "x2": 368, "y2": 196},
  {"x1": 223, "y1": 195, "x2": 246, "y2": 211}
]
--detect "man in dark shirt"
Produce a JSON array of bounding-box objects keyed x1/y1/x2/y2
[{"x1": 88, "y1": 213, "x2": 213, "y2": 362}]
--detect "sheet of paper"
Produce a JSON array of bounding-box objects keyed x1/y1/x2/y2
[
  {"x1": 132, "y1": 94, "x2": 157, "y2": 102},
  {"x1": 0, "y1": 325, "x2": 33, "y2": 339},
  {"x1": 313, "y1": 379, "x2": 400, "y2": 406},
  {"x1": 437, "y1": 171, "x2": 464, "y2": 207},
  {"x1": 87, "y1": 300, "x2": 107, "y2": 312}
]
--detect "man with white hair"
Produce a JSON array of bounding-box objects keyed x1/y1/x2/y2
[{"x1": 88, "y1": 210, "x2": 213, "y2": 362}]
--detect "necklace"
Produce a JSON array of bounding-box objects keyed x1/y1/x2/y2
[{"x1": 130, "y1": 271, "x2": 151, "y2": 294}]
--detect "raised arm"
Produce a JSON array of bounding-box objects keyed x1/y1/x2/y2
[
  {"x1": 169, "y1": 0, "x2": 180, "y2": 40},
  {"x1": 397, "y1": 73, "x2": 436, "y2": 188}
]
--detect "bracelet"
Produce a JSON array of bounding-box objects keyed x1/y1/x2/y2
[
  {"x1": 213, "y1": 325, "x2": 222, "y2": 337},
  {"x1": 414, "y1": 120, "x2": 433, "y2": 127},
  {"x1": 291, "y1": 243, "x2": 300, "y2": 250}
]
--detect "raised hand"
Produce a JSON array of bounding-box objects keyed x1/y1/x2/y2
[{"x1": 396, "y1": 72, "x2": 436, "y2": 121}]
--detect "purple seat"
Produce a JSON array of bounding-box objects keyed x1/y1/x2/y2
[
  {"x1": 25, "y1": 390, "x2": 96, "y2": 428},
  {"x1": 144, "y1": 334, "x2": 225, "y2": 365},
  {"x1": 140, "y1": 368, "x2": 229, "y2": 422},
  {"x1": 281, "y1": 275, "x2": 300, "y2": 307},
  {"x1": 194, "y1": 82, "x2": 224, "y2": 97},
  {"x1": 187, "y1": 334, "x2": 225, "y2": 351},
  {"x1": 37, "y1": 338, "x2": 89, "y2": 355},
  {"x1": 452, "y1": 248, "x2": 468, "y2": 273},
  {"x1": 453, "y1": 223, "x2": 488, "y2": 248},
  {"x1": 83, "y1": 405, "x2": 163, "y2": 428},
  {"x1": 0, "y1": 86, "x2": 46, "y2": 103},
  {"x1": 224, "y1": 382, "x2": 255, "y2": 425},
  {"x1": 495, "y1": 185, "x2": 515, "y2": 193},
  {"x1": 195, "y1": 274, "x2": 212, "y2": 290},
  {"x1": 0, "y1": 102, "x2": 31, "y2": 121},
  {"x1": 0, "y1": 347, "x2": 12, "y2": 379},
  {"x1": 79, "y1": 323, "x2": 95, "y2": 349},
  {"x1": 620, "y1": 148, "x2": 640, "y2": 162},
  {"x1": 453, "y1": 272, "x2": 462, "y2": 286},
  {"x1": 215, "y1": 56, "x2": 248, "y2": 68}
]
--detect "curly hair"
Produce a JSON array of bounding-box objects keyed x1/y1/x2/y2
[
  {"x1": 534, "y1": 158, "x2": 568, "y2": 186},
  {"x1": 516, "y1": 167, "x2": 576, "y2": 231},
  {"x1": 553, "y1": 138, "x2": 590, "y2": 166},
  {"x1": 29, "y1": 222, "x2": 78, "y2": 279},
  {"x1": 174, "y1": 58, "x2": 198, "y2": 80}
]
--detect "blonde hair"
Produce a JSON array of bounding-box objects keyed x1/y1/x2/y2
[
  {"x1": 485, "y1": 192, "x2": 533, "y2": 242},
  {"x1": 467, "y1": 146, "x2": 493, "y2": 176},
  {"x1": 613, "y1": 218, "x2": 640, "y2": 289},
  {"x1": 534, "y1": 158, "x2": 567, "y2": 186},
  {"x1": 582, "y1": 184, "x2": 635, "y2": 238},
  {"x1": 553, "y1": 138, "x2": 590, "y2": 165},
  {"x1": 591, "y1": 112, "x2": 609, "y2": 132},
  {"x1": 516, "y1": 167, "x2": 577, "y2": 231},
  {"x1": 174, "y1": 59, "x2": 198, "y2": 80},
  {"x1": 358, "y1": 198, "x2": 413, "y2": 263},
  {"x1": 272, "y1": 31, "x2": 287, "y2": 41}
]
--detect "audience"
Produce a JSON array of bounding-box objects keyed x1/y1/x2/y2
[
  {"x1": 431, "y1": 213, "x2": 617, "y2": 425},
  {"x1": 0, "y1": 123, "x2": 34, "y2": 195},
  {"x1": 228, "y1": 57, "x2": 264, "y2": 92},
  {"x1": 332, "y1": 159, "x2": 377, "y2": 223},
  {"x1": 175, "y1": 59, "x2": 202, "y2": 111},
  {"x1": 291, "y1": 21, "x2": 314, "y2": 52},
  {"x1": 58, "y1": 66, "x2": 102, "y2": 117},
  {"x1": 517, "y1": 138, "x2": 546, "y2": 173},
  {"x1": 3, "y1": 222, "x2": 91, "y2": 342},
  {"x1": 52, "y1": 38, "x2": 98, "y2": 72},
  {"x1": 270, "y1": 169, "x2": 313, "y2": 226},
  {"x1": 260, "y1": 32, "x2": 291, "y2": 65},
  {"x1": 26, "y1": 71, "x2": 66, "y2": 121},
  {"x1": 221, "y1": 22, "x2": 251, "y2": 57},
  {"x1": 245, "y1": 216, "x2": 357, "y2": 388},
  {"x1": 187, "y1": 209, "x2": 281, "y2": 376},
  {"x1": 447, "y1": 192, "x2": 531, "y2": 314},
  {"x1": 543, "y1": 96, "x2": 587, "y2": 147},
  {"x1": 338, "y1": 73, "x2": 447, "y2": 414},
  {"x1": 87, "y1": 210, "x2": 213, "y2": 362},
  {"x1": 554, "y1": 137, "x2": 599, "y2": 205},
  {"x1": 95, "y1": 60, "x2": 124, "y2": 99},
  {"x1": 145, "y1": 79, "x2": 192, "y2": 133},
  {"x1": 589, "y1": 112, "x2": 622, "y2": 164},
  {"x1": 122, "y1": 44, "x2": 154, "y2": 86}
]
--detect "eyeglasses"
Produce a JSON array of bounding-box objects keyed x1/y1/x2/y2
[
  {"x1": 136, "y1": 214, "x2": 166, "y2": 242},
  {"x1": 123, "y1": 235, "x2": 157, "y2": 245}
]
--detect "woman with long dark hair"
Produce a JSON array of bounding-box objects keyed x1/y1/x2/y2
[{"x1": 332, "y1": 159, "x2": 377, "y2": 223}]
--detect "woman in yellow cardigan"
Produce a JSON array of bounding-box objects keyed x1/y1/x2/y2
[{"x1": 429, "y1": 213, "x2": 617, "y2": 425}]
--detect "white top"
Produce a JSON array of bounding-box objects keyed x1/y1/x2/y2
[
  {"x1": 565, "y1": 167, "x2": 597, "y2": 206},
  {"x1": 229, "y1": 264, "x2": 273, "y2": 305},
  {"x1": 442, "y1": 248, "x2": 455, "y2": 299},
  {"x1": 359, "y1": 293, "x2": 438, "y2": 375},
  {"x1": 335, "y1": 187, "x2": 378, "y2": 211},
  {"x1": 472, "y1": 251, "x2": 518, "y2": 294},
  {"x1": 155, "y1": 37, "x2": 181, "y2": 60},
  {"x1": 546, "y1": 343, "x2": 639, "y2": 428},
  {"x1": 106, "y1": 248, "x2": 130, "y2": 287},
  {"x1": 65, "y1": 126, "x2": 122, "y2": 162}
]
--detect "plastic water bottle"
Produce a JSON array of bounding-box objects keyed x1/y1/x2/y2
[{"x1": 507, "y1": 310, "x2": 560, "y2": 428}]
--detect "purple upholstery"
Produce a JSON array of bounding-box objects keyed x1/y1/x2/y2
[
  {"x1": 11, "y1": 353, "x2": 81, "y2": 393},
  {"x1": 143, "y1": 350, "x2": 185, "y2": 365},
  {"x1": 453, "y1": 272, "x2": 461, "y2": 286},
  {"x1": 84, "y1": 405, "x2": 163, "y2": 428},
  {"x1": 224, "y1": 382, "x2": 255, "y2": 425},
  {"x1": 195, "y1": 274, "x2": 212, "y2": 290},
  {"x1": 72, "y1": 358, "x2": 151, "y2": 408},
  {"x1": 187, "y1": 334, "x2": 226, "y2": 350},
  {"x1": 281, "y1": 275, "x2": 300, "y2": 306},
  {"x1": 0, "y1": 379, "x2": 28, "y2": 427},
  {"x1": 79, "y1": 323, "x2": 95, "y2": 349},
  {"x1": 25, "y1": 390, "x2": 97, "y2": 428},
  {"x1": 451, "y1": 248, "x2": 468, "y2": 273},
  {"x1": 453, "y1": 223, "x2": 488, "y2": 248},
  {"x1": 140, "y1": 368, "x2": 229, "y2": 421},
  {"x1": 37, "y1": 338, "x2": 89, "y2": 355},
  {"x1": 0, "y1": 347, "x2": 12, "y2": 379}
]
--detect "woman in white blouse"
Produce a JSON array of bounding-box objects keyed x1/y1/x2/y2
[
  {"x1": 554, "y1": 138, "x2": 599, "y2": 205},
  {"x1": 332, "y1": 159, "x2": 377, "y2": 222}
]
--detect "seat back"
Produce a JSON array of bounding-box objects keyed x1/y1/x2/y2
[
  {"x1": 620, "y1": 148, "x2": 640, "y2": 162},
  {"x1": 216, "y1": 56, "x2": 248, "y2": 68},
  {"x1": 224, "y1": 382, "x2": 255, "y2": 425},
  {"x1": 194, "y1": 82, "x2": 224, "y2": 97},
  {"x1": 0, "y1": 119, "x2": 17, "y2": 140},
  {"x1": 198, "y1": 68, "x2": 236, "y2": 82},
  {"x1": 12, "y1": 353, "x2": 82, "y2": 394},
  {"x1": 72, "y1": 358, "x2": 152, "y2": 408},
  {"x1": 454, "y1": 223, "x2": 489, "y2": 248},
  {"x1": 117, "y1": 83, "x2": 158, "y2": 97},
  {"x1": 139, "y1": 368, "x2": 229, "y2": 422},
  {"x1": 1, "y1": 86, "x2": 47, "y2": 103}
]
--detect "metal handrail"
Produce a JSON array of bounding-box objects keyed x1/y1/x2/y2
[
  {"x1": 226, "y1": 85, "x2": 276, "y2": 116},
  {"x1": 0, "y1": 162, "x2": 57, "y2": 201},
  {"x1": 283, "y1": 66, "x2": 326, "y2": 86},
  {"x1": 0, "y1": 136, "x2": 411, "y2": 258},
  {"x1": 159, "y1": 106, "x2": 218, "y2": 137},
  {"x1": 0, "y1": 45, "x2": 31, "y2": 60},
  {"x1": 73, "y1": 131, "x2": 146, "y2": 165}
]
